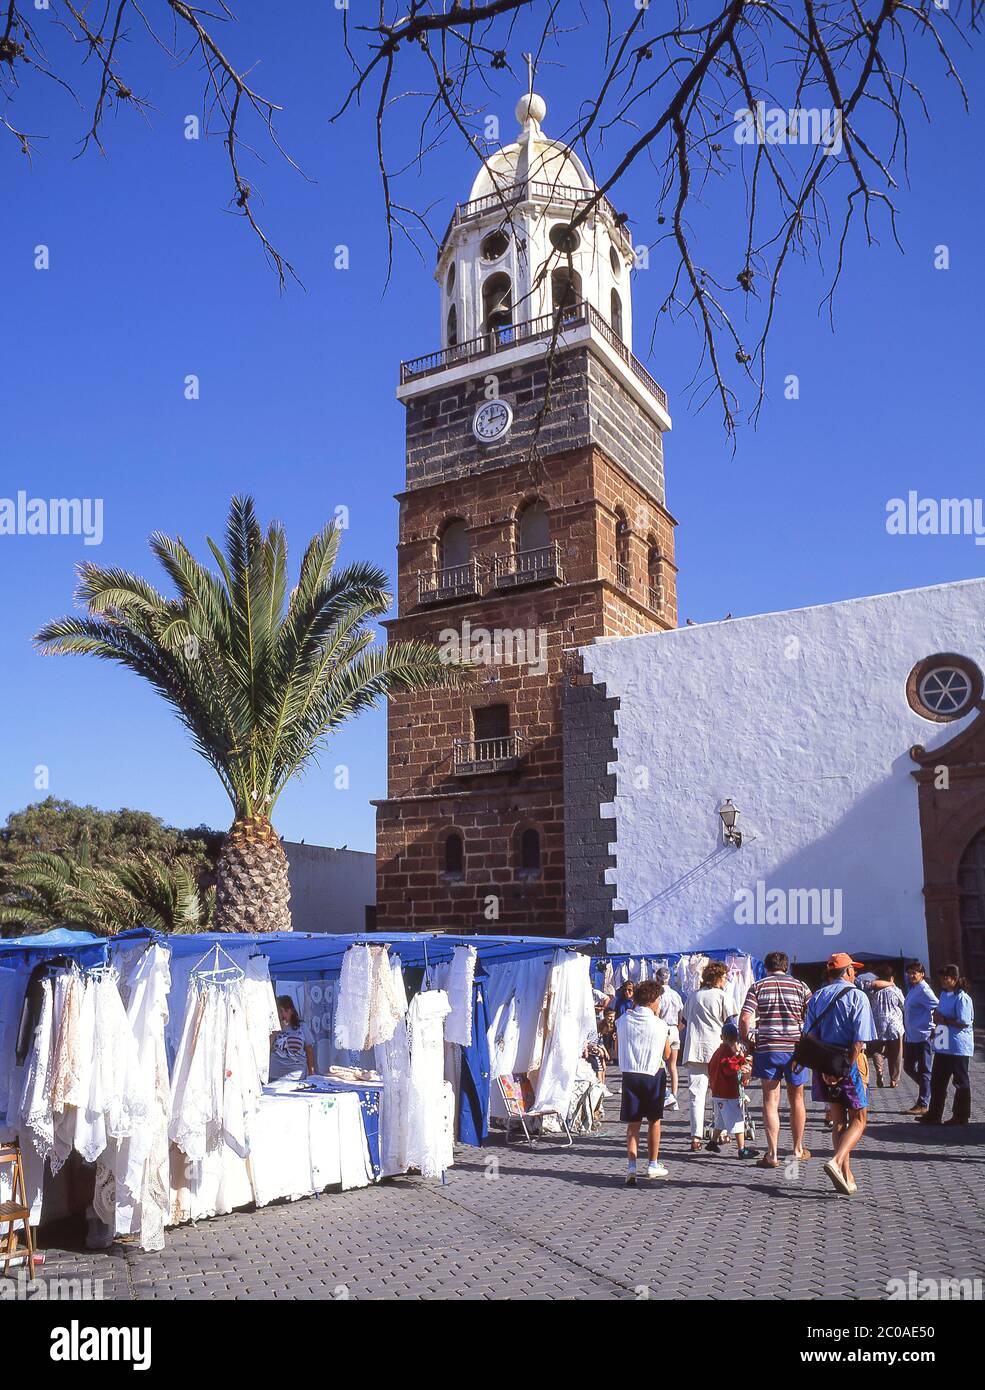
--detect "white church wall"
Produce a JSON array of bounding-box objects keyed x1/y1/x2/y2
[{"x1": 579, "y1": 578, "x2": 985, "y2": 965}]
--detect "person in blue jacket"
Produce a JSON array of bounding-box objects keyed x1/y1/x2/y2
[
  {"x1": 901, "y1": 960, "x2": 939, "y2": 1114},
  {"x1": 917, "y1": 964, "x2": 975, "y2": 1127}
]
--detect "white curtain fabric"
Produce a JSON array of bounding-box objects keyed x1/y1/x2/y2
[
  {"x1": 531, "y1": 952, "x2": 597, "y2": 1116},
  {"x1": 365, "y1": 947, "x2": 403, "y2": 1047},
  {"x1": 336, "y1": 944, "x2": 402, "y2": 1052},
  {"x1": 240, "y1": 955, "x2": 280, "y2": 1085},
  {"x1": 433, "y1": 946, "x2": 476, "y2": 1047},
  {"x1": 19, "y1": 967, "x2": 147, "y2": 1169},
  {"x1": 17, "y1": 976, "x2": 54, "y2": 1163},
  {"x1": 168, "y1": 976, "x2": 264, "y2": 1166},
  {"x1": 72, "y1": 973, "x2": 105, "y2": 1163},
  {"x1": 484, "y1": 957, "x2": 552, "y2": 1089},
  {"x1": 168, "y1": 982, "x2": 224, "y2": 1162},
  {"x1": 49, "y1": 971, "x2": 84, "y2": 1174},
  {"x1": 404, "y1": 989, "x2": 452, "y2": 1179},
  {"x1": 334, "y1": 944, "x2": 373, "y2": 1050},
  {"x1": 374, "y1": 956, "x2": 411, "y2": 1178},
  {"x1": 722, "y1": 954, "x2": 756, "y2": 1017},
  {"x1": 92, "y1": 970, "x2": 146, "y2": 1143},
  {"x1": 93, "y1": 945, "x2": 172, "y2": 1252},
  {"x1": 164, "y1": 943, "x2": 254, "y2": 1068}
]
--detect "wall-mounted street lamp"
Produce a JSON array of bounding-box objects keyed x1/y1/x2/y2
[{"x1": 719, "y1": 798, "x2": 742, "y2": 848}]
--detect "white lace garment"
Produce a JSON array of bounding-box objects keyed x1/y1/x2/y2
[{"x1": 404, "y1": 989, "x2": 452, "y2": 1180}]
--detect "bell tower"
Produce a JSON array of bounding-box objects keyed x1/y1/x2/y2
[{"x1": 373, "y1": 85, "x2": 678, "y2": 935}]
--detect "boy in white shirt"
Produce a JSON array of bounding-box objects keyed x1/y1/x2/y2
[{"x1": 615, "y1": 978, "x2": 673, "y2": 1184}]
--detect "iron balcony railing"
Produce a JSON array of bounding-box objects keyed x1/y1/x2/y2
[
  {"x1": 647, "y1": 584, "x2": 664, "y2": 612},
  {"x1": 441, "y1": 179, "x2": 634, "y2": 255},
  {"x1": 453, "y1": 733, "x2": 525, "y2": 774},
  {"x1": 616, "y1": 562, "x2": 631, "y2": 591},
  {"x1": 399, "y1": 300, "x2": 667, "y2": 411},
  {"x1": 493, "y1": 540, "x2": 564, "y2": 587},
  {"x1": 417, "y1": 559, "x2": 482, "y2": 605},
  {"x1": 401, "y1": 303, "x2": 582, "y2": 383}
]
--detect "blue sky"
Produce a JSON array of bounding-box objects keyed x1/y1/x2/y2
[{"x1": 2, "y1": 4, "x2": 983, "y2": 852}]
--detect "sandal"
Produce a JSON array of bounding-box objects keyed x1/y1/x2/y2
[
  {"x1": 823, "y1": 1159, "x2": 852, "y2": 1195},
  {"x1": 690, "y1": 1138, "x2": 703, "y2": 1152},
  {"x1": 792, "y1": 1147, "x2": 812, "y2": 1160},
  {"x1": 756, "y1": 1155, "x2": 778, "y2": 1168}
]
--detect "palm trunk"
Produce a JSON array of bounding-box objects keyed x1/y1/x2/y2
[{"x1": 213, "y1": 816, "x2": 292, "y2": 933}]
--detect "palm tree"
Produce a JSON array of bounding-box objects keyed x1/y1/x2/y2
[
  {"x1": 0, "y1": 842, "x2": 214, "y2": 937},
  {"x1": 0, "y1": 838, "x2": 124, "y2": 935},
  {"x1": 112, "y1": 855, "x2": 216, "y2": 934},
  {"x1": 36, "y1": 495, "x2": 457, "y2": 932}
]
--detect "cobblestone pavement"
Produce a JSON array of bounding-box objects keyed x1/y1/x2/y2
[{"x1": 39, "y1": 1058, "x2": 985, "y2": 1300}]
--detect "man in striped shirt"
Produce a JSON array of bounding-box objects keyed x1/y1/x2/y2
[{"x1": 740, "y1": 952, "x2": 812, "y2": 1168}]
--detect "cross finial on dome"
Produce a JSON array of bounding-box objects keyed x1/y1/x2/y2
[{"x1": 515, "y1": 51, "x2": 546, "y2": 133}]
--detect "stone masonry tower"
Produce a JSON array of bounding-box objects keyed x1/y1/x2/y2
[{"x1": 374, "y1": 86, "x2": 677, "y2": 935}]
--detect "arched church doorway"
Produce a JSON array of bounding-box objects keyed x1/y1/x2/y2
[{"x1": 957, "y1": 827, "x2": 985, "y2": 1008}]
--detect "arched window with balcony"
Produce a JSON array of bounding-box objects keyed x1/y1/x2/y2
[
  {"x1": 615, "y1": 509, "x2": 631, "y2": 590},
  {"x1": 419, "y1": 517, "x2": 478, "y2": 604},
  {"x1": 440, "y1": 518, "x2": 470, "y2": 570},
  {"x1": 518, "y1": 498, "x2": 550, "y2": 553},
  {"x1": 610, "y1": 288, "x2": 623, "y2": 340},
  {"x1": 482, "y1": 273, "x2": 513, "y2": 334}
]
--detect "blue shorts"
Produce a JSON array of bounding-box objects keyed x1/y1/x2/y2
[
  {"x1": 751, "y1": 1051, "x2": 807, "y2": 1086},
  {"x1": 621, "y1": 1070, "x2": 667, "y2": 1123}
]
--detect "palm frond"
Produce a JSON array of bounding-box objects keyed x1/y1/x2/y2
[{"x1": 36, "y1": 493, "x2": 459, "y2": 823}]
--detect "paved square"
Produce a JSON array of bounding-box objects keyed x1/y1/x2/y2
[{"x1": 39, "y1": 1059, "x2": 985, "y2": 1300}]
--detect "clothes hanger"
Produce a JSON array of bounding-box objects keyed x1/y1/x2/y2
[{"x1": 190, "y1": 942, "x2": 244, "y2": 984}]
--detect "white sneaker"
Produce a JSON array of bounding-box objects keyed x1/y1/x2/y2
[
  {"x1": 647, "y1": 1162, "x2": 669, "y2": 1179},
  {"x1": 664, "y1": 1093, "x2": 679, "y2": 1110}
]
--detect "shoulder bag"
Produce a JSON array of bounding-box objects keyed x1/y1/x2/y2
[{"x1": 792, "y1": 985, "x2": 858, "y2": 1077}]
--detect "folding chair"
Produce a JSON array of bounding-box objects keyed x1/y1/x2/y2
[
  {"x1": 497, "y1": 1073, "x2": 573, "y2": 1146},
  {"x1": 0, "y1": 1137, "x2": 36, "y2": 1276}
]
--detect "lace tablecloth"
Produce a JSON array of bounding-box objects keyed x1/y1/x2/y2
[{"x1": 168, "y1": 1086, "x2": 374, "y2": 1226}]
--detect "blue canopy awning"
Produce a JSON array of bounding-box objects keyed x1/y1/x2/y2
[
  {"x1": 0, "y1": 928, "x2": 593, "y2": 979},
  {"x1": 0, "y1": 927, "x2": 104, "y2": 949}
]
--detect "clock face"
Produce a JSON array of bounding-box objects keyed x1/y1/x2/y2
[{"x1": 472, "y1": 398, "x2": 513, "y2": 443}]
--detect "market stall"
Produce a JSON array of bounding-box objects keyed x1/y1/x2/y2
[
  {"x1": 0, "y1": 928, "x2": 595, "y2": 1256},
  {"x1": 593, "y1": 948, "x2": 766, "y2": 1015}
]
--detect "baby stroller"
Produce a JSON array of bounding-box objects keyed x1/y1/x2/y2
[
  {"x1": 705, "y1": 1022, "x2": 757, "y2": 1148},
  {"x1": 707, "y1": 1085, "x2": 757, "y2": 1145}
]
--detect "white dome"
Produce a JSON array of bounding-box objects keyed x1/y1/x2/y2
[{"x1": 467, "y1": 88, "x2": 594, "y2": 202}]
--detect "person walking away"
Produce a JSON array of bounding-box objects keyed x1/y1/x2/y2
[
  {"x1": 866, "y1": 965, "x2": 905, "y2": 1087},
  {"x1": 901, "y1": 961, "x2": 938, "y2": 1115},
  {"x1": 615, "y1": 979, "x2": 672, "y2": 1183},
  {"x1": 656, "y1": 967, "x2": 685, "y2": 1111},
  {"x1": 739, "y1": 950, "x2": 812, "y2": 1168},
  {"x1": 707, "y1": 1021, "x2": 759, "y2": 1159},
  {"x1": 801, "y1": 953, "x2": 876, "y2": 1196},
  {"x1": 683, "y1": 961, "x2": 730, "y2": 1152},
  {"x1": 917, "y1": 965, "x2": 975, "y2": 1127}
]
